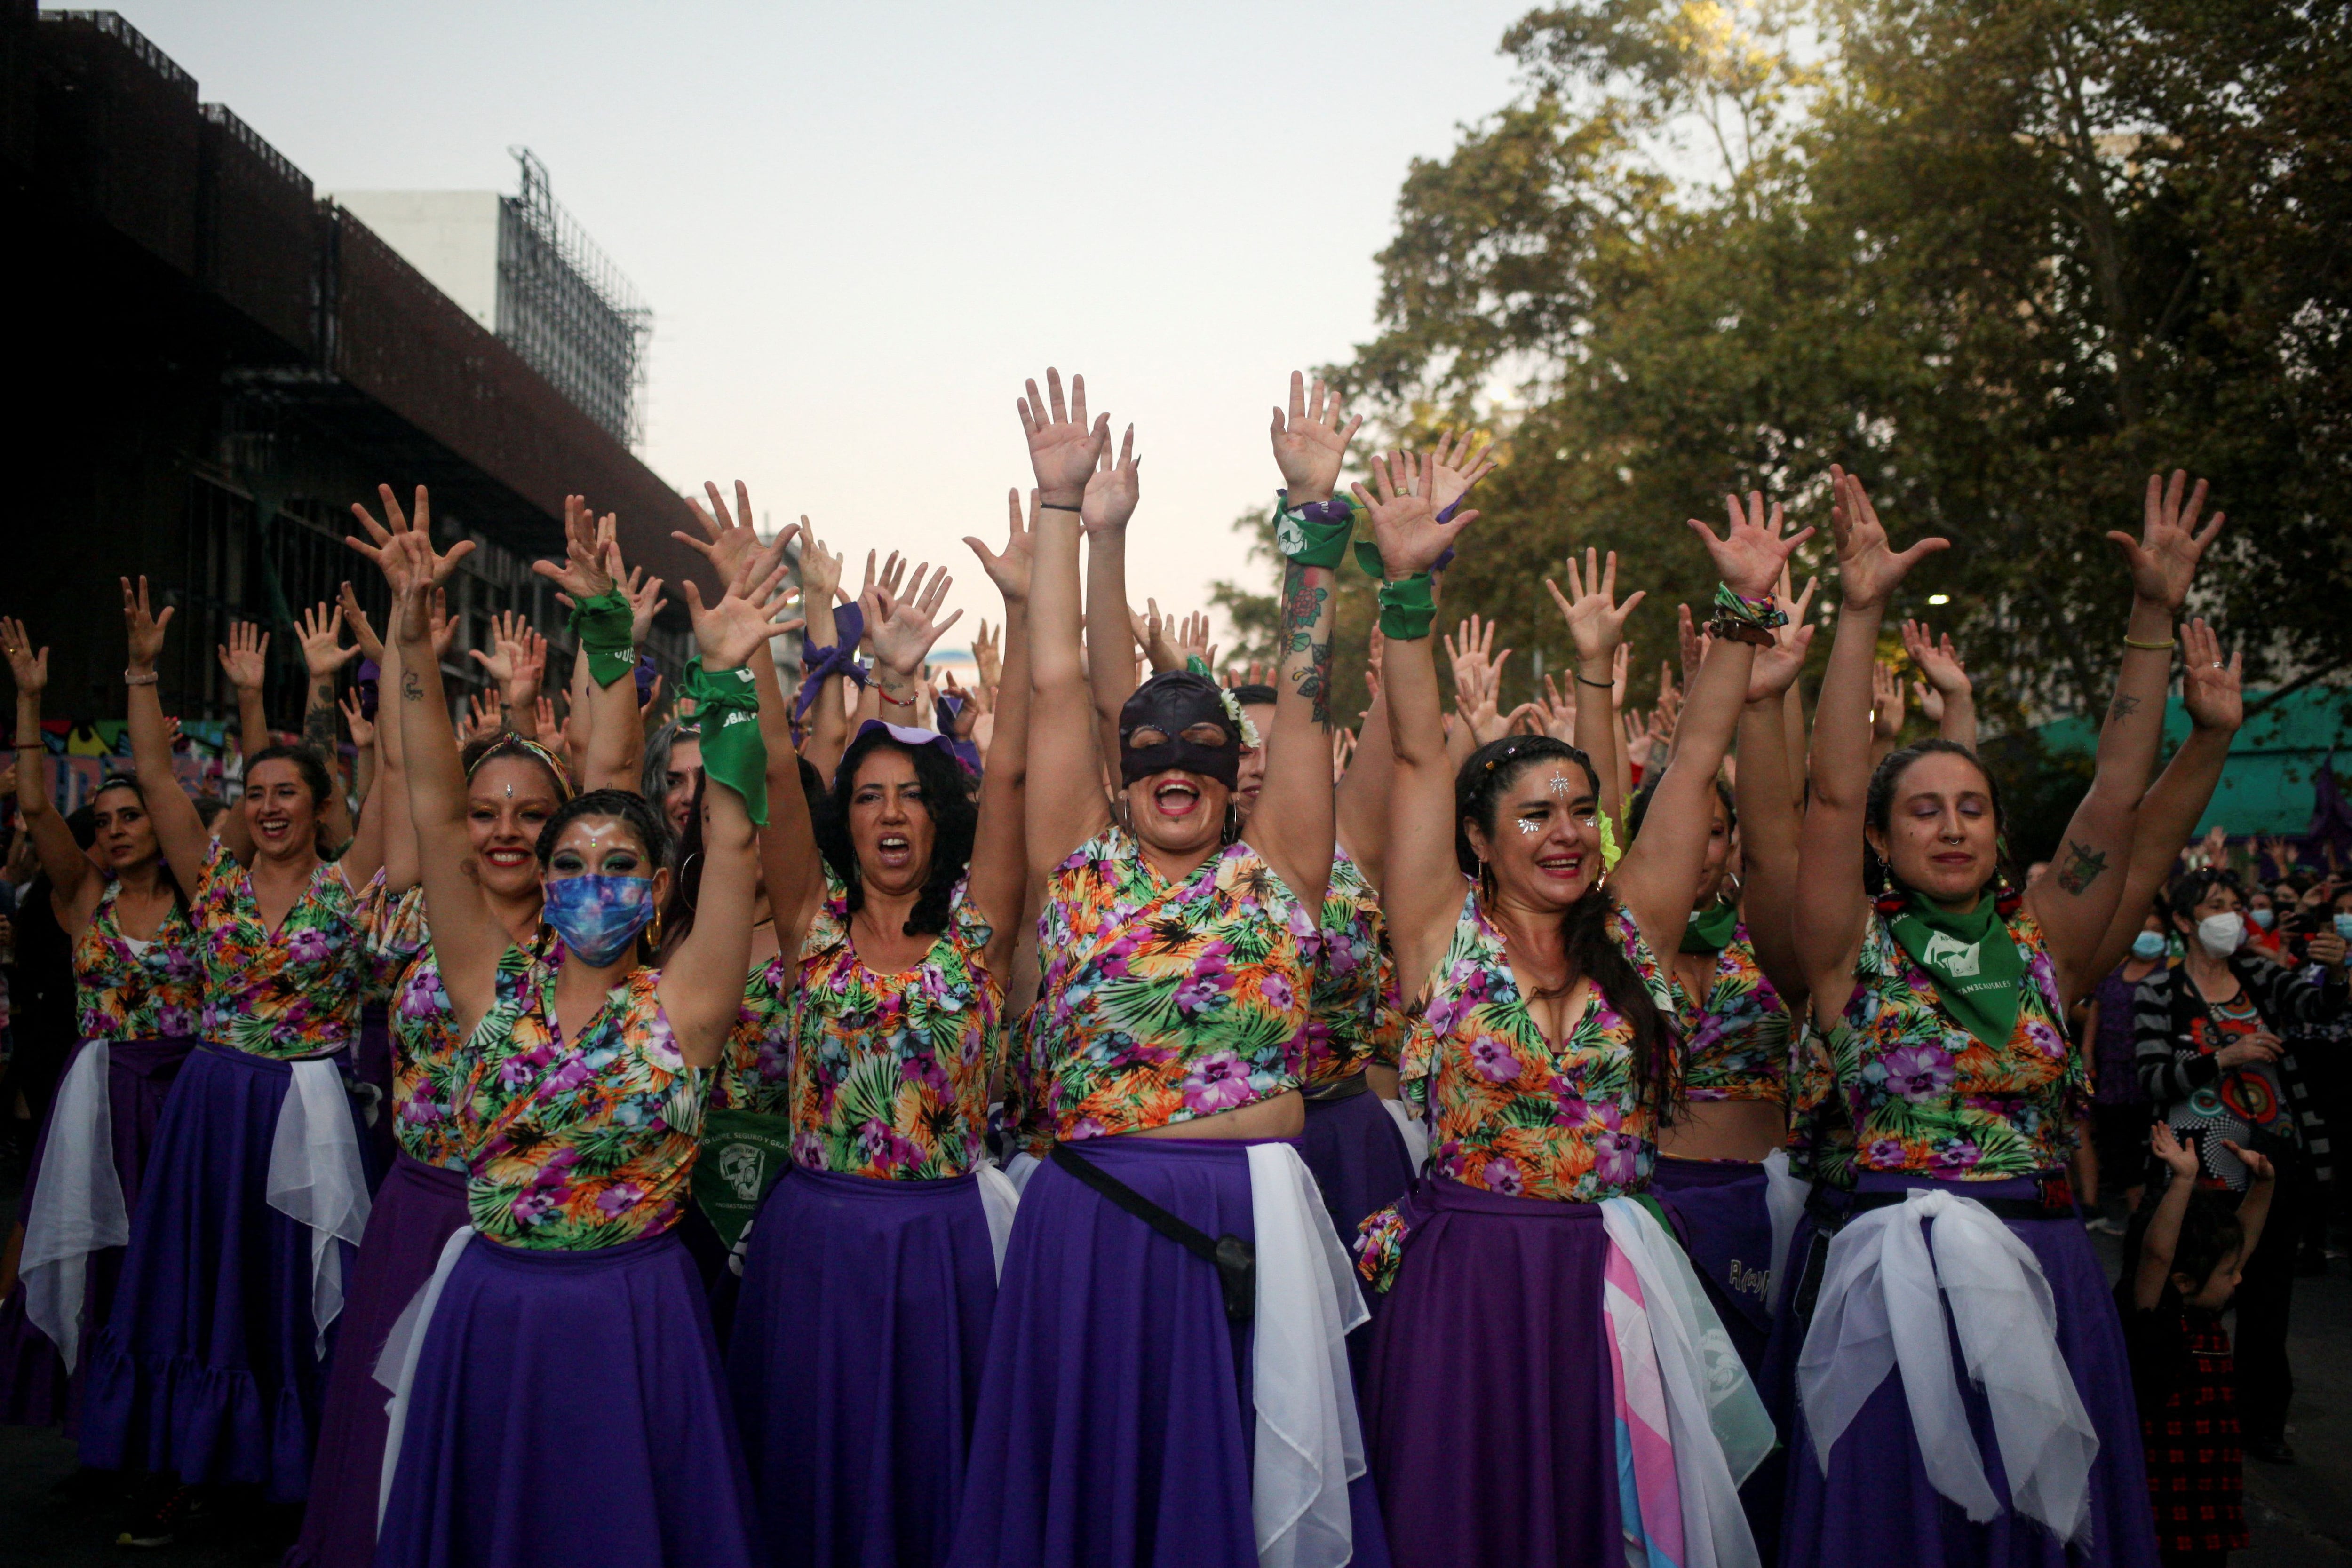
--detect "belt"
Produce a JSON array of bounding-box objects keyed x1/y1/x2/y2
[{"x1": 1302, "y1": 1070, "x2": 1370, "y2": 1103}]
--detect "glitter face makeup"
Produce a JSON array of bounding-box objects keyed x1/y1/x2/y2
[
  {"x1": 1517, "y1": 818, "x2": 1542, "y2": 835},
  {"x1": 1549, "y1": 774, "x2": 1575, "y2": 796}
]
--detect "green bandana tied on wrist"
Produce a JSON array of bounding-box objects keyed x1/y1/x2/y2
[
  {"x1": 1272, "y1": 490, "x2": 1358, "y2": 570},
  {"x1": 1702, "y1": 582, "x2": 1788, "y2": 648},
  {"x1": 1377, "y1": 571, "x2": 1436, "y2": 640},
  {"x1": 567, "y1": 589, "x2": 637, "y2": 688},
  {"x1": 1887, "y1": 891, "x2": 2026, "y2": 1050},
  {"x1": 1681, "y1": 896, "x2": 1741, "y2": 955},
  {"x1": 684, "y1": 656, "x2": 769, "y2": 826}
]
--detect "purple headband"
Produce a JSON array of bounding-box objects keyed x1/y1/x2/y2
[{"x1": 850, "y1": 719, "x2": 962, "y2": 766}]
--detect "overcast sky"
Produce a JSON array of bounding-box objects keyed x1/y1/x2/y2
[{"x1": 113, "y1": 1, "x2": 1534, "y2": 645}]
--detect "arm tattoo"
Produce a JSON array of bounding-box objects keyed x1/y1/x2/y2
[
  {"x1": 2056, "y1": 838, "x2": 2109, "y2": 895},
  {"x1": 2107, "y1": 694, "x2": 2141, "y2": 722},
  {"x1": 1293, "y1": 640, "x2": 1332, "y2": 727},
  {"x1": 1279, "y1": 562, "x2": 1334, "y2": 726},
  {"x1": 302, "y1": 681, "x2": 336, "y2": 749},
  {"x1": 401, "y1": 671, "x2": 422, "y2": 703}
]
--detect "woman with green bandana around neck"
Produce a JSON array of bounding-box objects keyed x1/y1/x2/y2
[{"x1": 1776, "y1": 468, "x2": 2224, "y2": 1568}]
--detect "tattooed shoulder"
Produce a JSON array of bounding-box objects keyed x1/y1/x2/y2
[{"x1": 2055, "y1": 838, "x2": 2109, "y2": 895}]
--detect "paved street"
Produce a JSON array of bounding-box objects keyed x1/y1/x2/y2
[{"x1": 5, "y1": 1216, "x2": 2350, "y2": 1564}]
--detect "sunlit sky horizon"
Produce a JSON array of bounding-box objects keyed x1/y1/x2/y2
[{"x1": 107, "y1": 1, "x2": 1539, "y2": 648}]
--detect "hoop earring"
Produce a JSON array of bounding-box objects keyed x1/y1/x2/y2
[{"x1": 1223, "y1": 803, "x2": 1241, "y2": 846}]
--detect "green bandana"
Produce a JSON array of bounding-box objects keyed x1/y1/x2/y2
[
  {"x1": 1681, "y1": 896, "x2": 1740, "y2": 955},
  {"x1": 1376, "y1": 571, "x2": 1436, "y2": 641},
  {"x1": 566, "y1": 589, "x2": 636, "y2": 688},
  {"x1": 684, "y1": 656, "x2": 769, "y2": 826},
  {"x1": 1272, "y1": 490, "x2": 1356, "y2": 569},
  {"x1": 1888, "y1": 892, "x2": 2027, "y2": 1051},
  {"x1": 690, "y1": 1108, "x2": 795, "y2": 1255}
]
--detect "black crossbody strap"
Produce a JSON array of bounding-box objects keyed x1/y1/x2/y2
[{"x1": 1051, "y1": 1143, "x2": 1255, "y2": 1322}]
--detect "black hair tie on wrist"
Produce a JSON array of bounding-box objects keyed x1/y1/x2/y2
[{"x1": 1039, "y1": 502, "x2": 1083, "y2": 513}]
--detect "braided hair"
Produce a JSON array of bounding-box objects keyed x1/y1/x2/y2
[{"x1": 1454, "y1": 735, "x2": 1681, "y2": 1124}]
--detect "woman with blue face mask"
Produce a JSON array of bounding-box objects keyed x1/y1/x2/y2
[
  {"x1": 2077, "y1": 905, "x2": 2173, "y2": 1234},
  {"x1": 368, "y1": 501, "x2": 795, "y2": 1568}
]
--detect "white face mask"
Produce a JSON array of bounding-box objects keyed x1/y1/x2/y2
[{"x1": 2195, "y1": 911, "x2": 2245, "y2": 958}]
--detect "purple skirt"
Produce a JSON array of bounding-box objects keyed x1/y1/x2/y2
[
  {"x1": 1359, "y1": 1176, "x2": 1621, "y2": 1568},
  {"x1": 285, "y1": 1152, "x2": 469, "y2": 1568},
  {"x1": 375, "y1": 1229, "x2": 757, "y2": 1568},
  {"x1": 729, "y1": 1164, "x2": 997, "y2": 1568},
  {"x1": 1778, "y1": 1170, "x2": 2161, "y2": 1568},
  {"x1": 0, "y1": 1034, "x2": 193, "y2": 1430},
  {"x1": 78, "y1": 1042, "x2": 362, "y2": 1501},
  {"x1": 1647, "y1": 1155, "x2": 1774, "y2": 1369},
  {"x1": 949, "y1": 1136, "x2": 1390, "y2": 1568},
  {"x1": 1299, "y1": 1084, "x2": 1416, "y2": 1246}
]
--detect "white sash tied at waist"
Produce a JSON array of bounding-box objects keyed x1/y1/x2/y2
[
  {"x1": 974, "y1": 1160, "x2": 1021, "y2": 1282},
  {"x1": 1600, "y1": 1197, "x2": 1773, "y2": 1568},
  {"x1": 265, "y1": 1058, "x2": 373, "y2": 1354},
  {"x1": 20, "y1": 1043, "x2": 127, "y2": 1372},
  {"x1": 1379, "y1": 1094, "x2": 1431, "y2": 1172},
  {"x1": 1760, "y1": 1149, "x2": 1808, "y2": 1318},
  {"x1": 373, "y1": 1224, "x2": 477, "y2": 1530},
  {"x1": 1796, "y1": 1188, "x2": 2099, "y2": 1544},
  {"x1": 1247, "y1": 1142, "x2": 1370, "y2": 1568}
]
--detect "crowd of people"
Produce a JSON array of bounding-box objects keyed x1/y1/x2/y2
[{"x1": 0, "y1": 367, "x2": 2337, "y2": 1568}]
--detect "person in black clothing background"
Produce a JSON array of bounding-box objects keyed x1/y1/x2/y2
[
  {"x1": 2134, "y1": 865, "x2": 2349, "y2": 1462},
  {"x1": 1, "y1": 809, "x2": 93, "y2": 1183}
]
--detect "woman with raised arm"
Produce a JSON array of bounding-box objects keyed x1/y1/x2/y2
[
  {"x1": 1355, "y1": 467, "x2": 1793, "y2": 1568},
  {"x1": 952, "y1": 370, "x2": 1371, "y2": 1568},
  {"x1": 371, "y1": 519, "x2": 787, "y2": 1568},
  {"x1": 725, "y1": 489, "x2": 1030, "y2": 1568},
  {"x1": 75, "y1": 575, "x2": 388, "y2": 1531},
  {"x1": 1776, "y1": 469, "x2": 2214, "y2": 1568},
  {"x1": 0, "y1": 618, "x2": 200, "y2": 1435},
  {"x1": 287, "y1": 488, "x2": 640, "y2": 1568}
]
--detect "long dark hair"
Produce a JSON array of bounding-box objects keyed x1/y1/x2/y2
[
  {"x1": 1454, "y1": 735, "x2": 1681, "y2": 1124},
  {"x1": 818, "y1": 728, "x2": 976, "y2": 938},
  {"x1": 1862, "y1": 738, "x2": 2017, "y2": 911}
]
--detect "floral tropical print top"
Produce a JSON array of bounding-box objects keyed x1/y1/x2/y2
[
  {"x1": 786, "y1": 874, "x2": 1001, "y2": 1178},
  {"x1": 1300, "y1": 847, "x2": 1406, "y2": 1088},
  {"x1": 73, "y1": 875, "x2": 202, "y2": 1040},
  {"x1": 1398, "y1": 887, "x2": 1677, "y2": 1204},
  {"x1": 192, "y1": 839, "x2": 366, "y2": 1059},
  {"x1": 1674, "y1": 925, "x2": 1793, "y2": 1104},
  {"x1": 714, "y1": 950, "x2": 795, "y2": 1117},
  {"x1": 453, "y1": 944, "x2": 707, "y2": 1249},
  {"x1": 1786, "y1": 905, "x2": 2078, "y2": 1186},
  {"x1": 1025, "y1": 825, "x2": 1312, "y2": 1139}
]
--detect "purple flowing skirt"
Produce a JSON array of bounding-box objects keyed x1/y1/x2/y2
[
  {"x1": 375, "y1": 1229, "x2": 758, "y2": 1568},
  {"x1": 1777, "y1": 1170, "x2": 2161, "y2": 1568},
  {"x1": 284, "y1": 1153, "x2": 469, "y2": 1568},
  {"x1": 948, "y1": 1136, "x2": 1390, "y2": 1568},
  {"x1": 1359, "y1": 1176, "x2": 1621, "y2": 1568},
  {"x1": 728, "y1": 1164, "x2": 997, "y2": 1568},
  {"x1": 79, "y1": 1043, "x2": 362, "y2": 1500},
  {"x1": 1646, "y1": 1156, "x2": 1774, "y2": 1371},
  {"x1": 1299, "y1": 1085, "x2": 1416, "y2": 1246},
  {"x1": 0, "y1": 1035, "x2": 193, "y2": 1430}
]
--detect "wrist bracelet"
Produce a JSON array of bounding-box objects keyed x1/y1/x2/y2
[
  {"x1": 1039, "y1": 501, "x2": 1083, "y2": 513},
  {"x1": 1273, "y1": 489, "x2": 1355, "y2": 570},
  {"x1": 124, "y1": 669, "x2": 159, "y2": 687},
  {"x1": 1574, "y1": 673, "x2": 1613, "y2": 690},
  {"x1": 2122, "y1": 634, "x2": 2176, "y2": 651}
]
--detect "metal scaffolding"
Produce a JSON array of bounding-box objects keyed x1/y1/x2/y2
[{"x1": 496, "y1": 148, "x2": 652, "y2": 447}]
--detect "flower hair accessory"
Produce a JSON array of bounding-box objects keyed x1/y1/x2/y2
[
  {"x1": 1597, "y1": 810, "x2": 1624, "y2": 872},
  {"x1": 1220, "y1": 685, "x2": 1262, "y2": 750}
]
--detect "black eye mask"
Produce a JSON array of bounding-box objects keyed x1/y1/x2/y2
[{"x1": 1118, "y1": 671, "x2": 1241, "y2": 790}]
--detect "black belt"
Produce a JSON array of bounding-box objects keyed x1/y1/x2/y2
[
  {"x1": 1302, "y1": 1070, "x2": 1371, "y2": 1103},
  {"x1": 1050, "y1": 1144, "x2": 1255, "y2": 1322},
  {"x1": 1789, "y1": 1174, "x2": 2077, "y2": 1324}
]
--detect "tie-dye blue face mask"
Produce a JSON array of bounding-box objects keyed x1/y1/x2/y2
[{"x1": 543, "y1": 874, "x2": 658, "y2": 966}]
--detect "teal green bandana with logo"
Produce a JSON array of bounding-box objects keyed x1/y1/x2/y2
[
  {"x1": 691, "y1": 1108, "x2": 797, "y2": 1255},
  {"x1": 1888, "y1": 892, "x2": 2027, "y2": 1050},
  {"x1": 1681, "y1": 897, "x2": 1741, "y2": 955}
]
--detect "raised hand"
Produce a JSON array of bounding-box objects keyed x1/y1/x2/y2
[
  {"x1": 122, "y1": 577, "x2": 176, "y2": 670},
  {"x1": 2151, "y1": 1122, "x2": 2200, "y2": 1180},
  {"x1": 1271, "y1": 372, "x2": 1363, "y2": 507},
  {"x1": 465, "y1": 689, "x2": 505, "y2": 744},
  {"x1": 336, "y1": 583, "x2": 384, "y2": 665},
  {"x1": 964, "y1": 488, "x2": 1038, "y2": 604},
  {"x1": 1544, "y1": 548, "x2": 1646, "y2": 665},
  {"x1": 2180, "y1": 618, "x2": 2242, "y2": 734},
  {"x1": 298, "y1": 601, "x2": 361, "y2": 680},
  {"x1": 1749, "y1": 622, "x2": 1816, "y2": 703},
  {"x1": 863, "y1": 560, "x2": 964, "y2": 676},
  {"x1": 2221, "y1": 1139, "x2": 2276, "y2": 1187},
  {"x1": 1677, "y1": 602, "x2": 1711, "y2": 687},
  {"x1": 1689, "y1": 490, "x2": 1813, "y2": 601},
  {"x1": 969, "y1": 620, "x2": 1002, "y2": 704},
  {"x1": 1913, "y1": 680, "x2": 1946, "y2": 724},
  {"x1": 1611, "y1": 643, "x2": 1631, "y2": 713},
  {"x1": 428, "y1": 587, "x2": 457, "y2": 662},
  {"x1": 624, "y1": 566, "x2": 667, "y2": 645},
  {"x1": 1081, "y1": 424, "x2": 1141, "y2": 536},
  {"x1": 216, "y1": 619, "x2": 268, "y2": 690},
  {"x1": 339, "y1": 687, "x2": 374, "y2": 748},
  {"x1": 1900, "y1": 619, "x2": 1971, "y2": 697},
  {"x1": 683, "y1": 550, "x2": 801, "y2": 672},
  {"x1": 1871, "y1": 660, "x2": 1905, "y2": 740},
  {"x1": 677, "y1": 479, "x2": 796, "y2": 586},
  {"x1": 1354, "y1": 449, "x2": 1476, "y2": 578},
  {"x1": 1529, "y1": 674, "x2": 1578, "y2": 740},
  {"x1": 799, "y1": 527, "x2": 844, "y2": 612},
  {"x1": 1, "y1": 616, "x2": 48, "y2": 695},
  {"x1": 1018, "y1": 368, "x2": 1109, "y2": 506},
  {"x1": 1428, "y1": 428, "x2": 1497, "y2": 516},
  {"x1": 2109, "y1": 470, "x2": 2225, "y2": 611},
  {"x1": 530, "y1": 495, "x2": 617, "y2": 603},
  {"x1": 1825, "y1": 467, "x2": 1946, "y2": 611},
  {"x1": 350, "y1": 483, "x2": 477, "y2": 596}
]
